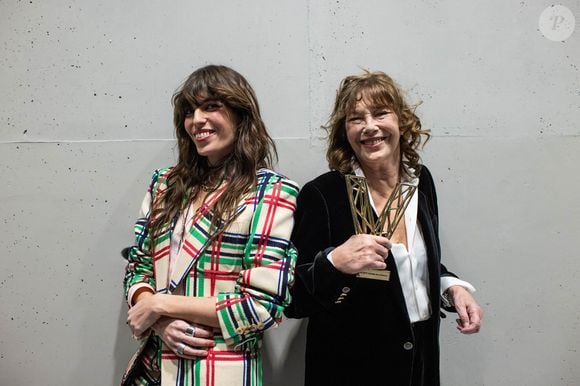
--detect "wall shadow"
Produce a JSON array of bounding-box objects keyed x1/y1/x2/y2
[{"x1": 263, "y1": 318, "x2": 308, "y2": 386}]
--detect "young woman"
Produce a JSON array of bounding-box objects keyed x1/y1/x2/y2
[{"x1": 122, "y1": 65, "x2": 299, "y2": 386}]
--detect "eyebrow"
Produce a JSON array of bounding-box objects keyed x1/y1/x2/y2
[{"x1": 186, "y1": 98, "x2": 221, "y2": 110}]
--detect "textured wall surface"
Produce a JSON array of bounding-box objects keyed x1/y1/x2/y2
[{"x1": 1, "y1": 1, "x2": 579, "y2": 385}]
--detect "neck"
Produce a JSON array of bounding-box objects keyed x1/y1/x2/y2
[
  {"x1": 207, "y1": 160, "x2": 224, "y2": 170},
  {"x1": 359, "y1": 158, "x2": 401, "y2": 191},
  {"x1": 199, "y1": 165, "x2": 226, "y2": 191}
]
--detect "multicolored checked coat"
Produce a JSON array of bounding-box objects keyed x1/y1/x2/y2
[{"x1": 122, "y1": 168, "x2": 299, "y2": 386}]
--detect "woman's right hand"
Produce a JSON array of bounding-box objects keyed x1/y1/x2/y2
[
  {"x1": 152, "y1": 317, "x2": 216, "y2": 359},
  {"x1": 331, "y1": 234, "x2": 392, "y2": 274}
]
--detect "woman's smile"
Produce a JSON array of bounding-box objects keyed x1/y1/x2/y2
[
  {"x1": 360, "y1": 136, "x2": 389, "y2": 146},
  {"x1": 184, "y1": 100, "x2": 237, "y2": 165},
  {"x1": 346, "y1": 99, "x2": 400, "y2": 167},
  {"x1": 193, "y1": 128, "x2": 216, "y2": 141}
]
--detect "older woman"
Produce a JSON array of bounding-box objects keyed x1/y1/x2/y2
[
  {"x1": 285, "y1": 71, "x2": 482, "y2": 385},
  {"x1": 122, "y1": 65, "x2": 299, "y2": 386}
]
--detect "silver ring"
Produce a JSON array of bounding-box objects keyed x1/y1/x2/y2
[
  {"x1": 176, "y1": 342, "x2": 186, "y2": 356},
  {"x1": 184, "y1": 326, "x2": 196, "y2": 337}
]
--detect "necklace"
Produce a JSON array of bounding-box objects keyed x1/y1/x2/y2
[
  {"x1": 199, "y1": 178, "x2": 220, "y2": 191},
  {"x1": 199, "y1": 165, "x2": 225, "y2": 191}
]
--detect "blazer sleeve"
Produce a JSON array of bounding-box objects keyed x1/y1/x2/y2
[
  {"x1": 420, "y1": 166, "x2": 460, "y2": 313},
  {"x1": 284, "y1": 181, "x2": 358, "y2": 319},
  {"x1": 215, "y1": 175, "x2": 299, "y2": 349},
  {"x1": 421, "y1": 166, "x2": 456, "y2": 276},
  {"x1": 123, "y1": 169, "x2": 166, "y2": 303}
]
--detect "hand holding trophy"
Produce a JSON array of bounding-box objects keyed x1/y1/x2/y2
[{"x1": 345, "y1": 175, "x2": 417, "y2": 281}]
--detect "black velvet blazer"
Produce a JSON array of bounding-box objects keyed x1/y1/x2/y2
[{"x1": 285, "y1": 166, "x2": 455, "y2": 386}]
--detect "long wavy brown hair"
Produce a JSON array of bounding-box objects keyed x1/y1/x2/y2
[
  {"x1": 326, "y1": 70, "x2": 430, "y2": 178},
  {"x1": 148, "y1": 65, "x2": 277, "y2": 246}
]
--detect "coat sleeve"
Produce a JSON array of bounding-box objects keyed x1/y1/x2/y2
[
  {"x1": 215, "y1": 175, "x2": 299, "y2": 349},
  {"x1": 422, "y1": 167, "x2": 456, "y2": 275},
  {"x1": 420, "y1": 166, "x2": 460, "y2": 313},
  {"x1": 284, "y1": 181, "x2": 358, "y2": 319},
  {"x1": 123, "y1": 169, "x2": 167, "y2": 302}
]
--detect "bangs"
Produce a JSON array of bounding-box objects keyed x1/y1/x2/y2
[
  {"x1": 179, "y1": 86, "x2": 216, "y2": 111},
  {"x1": 176, "y1": 71, "x2": 233, "y2": 112},
  {"x1": 343, "y1": 77, "x2": 397, "y2": 114}
]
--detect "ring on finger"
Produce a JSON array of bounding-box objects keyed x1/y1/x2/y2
[
  {"x1": 184, "y1": 325, "x2": 196, "y2": 337},
  {"x1": 177, "y1": 342, "x2": 186, "y2": 356}
]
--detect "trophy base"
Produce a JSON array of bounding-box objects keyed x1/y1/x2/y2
[{"x1": 356, "y1": 269, "x2": 391, "y2": 281}]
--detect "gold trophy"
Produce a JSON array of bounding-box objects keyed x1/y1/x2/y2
[{"x1": 345, "y1": 175, "x2": 417, "y2": 281}]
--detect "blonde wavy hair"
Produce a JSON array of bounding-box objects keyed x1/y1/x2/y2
[{"x1": 326, "y1": 70, "x2": 430, "y2": 178}]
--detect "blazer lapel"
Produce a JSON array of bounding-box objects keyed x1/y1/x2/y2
[
  {"x1": 166, "y1": 184, "x2": 248, "y2": 293},
  {"x1": 152, "y1": 227, "x2": 172, "y2": 293}
]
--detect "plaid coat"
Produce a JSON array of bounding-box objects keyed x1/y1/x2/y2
[{"x1": 122, "y1": 168, "x2": 299, "y2": 386}]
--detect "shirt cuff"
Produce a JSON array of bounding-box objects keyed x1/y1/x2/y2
[
  {"x1": 441, "y1": 277, "x2": 476, "y2": 295},
  {"x1": 127, "y1": 283, "x2": 155, "y2": 307},
  {"x1": 440, "y1": 277, "x2": 476, "y2": 308},
  {"x1": 326, "y1": 250, "x2": 336, "y2": 266}
]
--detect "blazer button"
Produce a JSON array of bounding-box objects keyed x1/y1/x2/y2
[
  {"x1": 403, "y1": 342, "x2": 413, "y2": 350},
  {"x1": 341, "y1": 287, "x2": 351, "y2": 293}
]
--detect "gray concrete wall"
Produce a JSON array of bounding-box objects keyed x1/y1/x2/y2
[{"x1": 1, "y1": 1, "x2": 578, "y2": 385}]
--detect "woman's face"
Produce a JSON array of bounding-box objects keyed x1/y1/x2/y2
[
  {"x1": 345, "y1": 98, "x2": 400, "y2": 169},
  {"x1": 184, "y1": 100, "x2": 238, "y2": 165}
]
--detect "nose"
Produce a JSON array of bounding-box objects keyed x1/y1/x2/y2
[
  {"x1": 362, "y1": 117, "x2": 379, "y2": 135},
  {"x1": 192, "y1": 108, "x2": 208, "y2": 127}
]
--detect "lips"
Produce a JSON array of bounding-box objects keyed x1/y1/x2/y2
[
  {"x1": 360, "y1": 136, "x2": 388, "y2": 145},
  {"x1": 193, "y1": 129, "x2": 215, "y2": 141}
]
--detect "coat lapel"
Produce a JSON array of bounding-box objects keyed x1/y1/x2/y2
[
  {"x1": 164, "y1": 183, "x2": 248, "y2": 293},
  {"x1": 165, "y1": 185, "x2": 226, "y2": 293}
]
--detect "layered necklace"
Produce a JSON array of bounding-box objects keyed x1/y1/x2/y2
[{"x1": 199, "y1": 164, "x2": 224, "y2": 192}]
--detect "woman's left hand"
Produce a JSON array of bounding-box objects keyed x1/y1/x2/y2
[
  {"x1": 127, "y1": 293, "x2": 164, "y2": 337},
  {"x1": 153, "y1": 318, "x2": 216, "y2": 359},
  {"x1": 447, "y1": 285, "x2": 483, "y2": 334}
]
